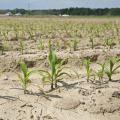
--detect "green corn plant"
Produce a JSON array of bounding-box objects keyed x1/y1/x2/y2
[
  {"x1": 105, "y1": 57, "x2": 120, "y2": 81},
  {"x1": 38, "y1": 39, "x2": 44, "y2": 50},
  {"x1": 0, "y1": 41, "x2": 4, "y2": 55},
  {"x1": 17, "y1": 61, "x2": 36, "y2": 94},
  {"x1": 96, "y1": 62, "x2": 105, "y2": 81},
  {"x1": 63, "y1": 40, "x2": 68, "y2": 49},
  {"x1": 2, "y1": 32, "x2": 8, "y2": 41},
  {"x1": 48, "y1": 40, "x2": 52, "y2": 50},
  {"x1": 13, "y1": 27, "x2": 19, "y2": 41},
  {"x1": 71, "y1": 39, "x2": 78, "y2": 51},
  {"x1": 39, "y1": 47, "x2": 70, "y2": 90},
  {"x1": 19, "y1": 39, "x2": 25, "y2": 54},
  {"x1": 104, "y1": 38, "x2": 113, "y2": 49},
  {"x1": 84, "y1": 59, "x2": 92, "y2": 82},
  {"x1": 28, "y1": 28, "x2": 34, "y2": 40},
  {"x1": 3, "y1": 40, "x2": 10, "y2": 51},
  {"x1": 56, "y1": 40, "x2": 61, "y2": 50},
  {"x1": 89, "y1": 37, "x2": 94, "y2": 49}
]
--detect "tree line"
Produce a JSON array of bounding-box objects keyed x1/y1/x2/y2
[{"x1": 0, "y1": 8, "x2": 120, "y2": 16}]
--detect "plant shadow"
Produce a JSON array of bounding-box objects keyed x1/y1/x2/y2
[
  {"x1": 58, "y1": 81, "x2": 81, "y2": 90},
  {"x1": 29, "y1": 92, "x2": 62, "y2": 101},
  {"x1": 0, "y1": 95, "x2": 18, "y2": 101},
  {"x1": 11, "y1": 87, "x2": 62, "y2": 101},
  {"x1": 111, "y1": 79, "x2": 120, "y2": 83}
]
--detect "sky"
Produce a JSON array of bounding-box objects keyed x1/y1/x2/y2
[{"x1": 0, "y1": 0, "x2": 120, "y2": 10}]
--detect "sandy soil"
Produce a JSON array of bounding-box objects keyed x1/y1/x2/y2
[
  {"x1": 0, "y1": 17, "x2": 120, "y2": 120},
  {"x1": 0, "y1": 48, "x2": 120, "y2": 120}
]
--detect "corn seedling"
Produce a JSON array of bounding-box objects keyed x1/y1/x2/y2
[
  {"x1": 96, "y1": 63, "x2": 105, "y2": 81},
  {"x1": 39, "y1": 47, "x2": 70, "y2": 90},
  {"x1": 19, "y1": 39, "x2": 25, "y2": 54},
  {"x1": 71, "y1": 39, "x2": 79, "y2": 51},
  {"x1": 0, "y1": 41, "x2": 4, "y2": 55},
  {"x1": 84, "y1": 59, "x2": 92, "y2": 82},
  {"x1": 17, "y1": 61, "x2": 36, "y2": 94},
  {"x1": 90, "y1": 37, "x2": 94, "y2": 49},
  {"x1": 56, "y1": 40, "x2": 61, "y2": 50},
  {"x1": 3, "y1": 40, "x2": 10, "y2": 51},
  {"x1": 38, "y1": 39, "x2": 44, "y2": 50},
  {"x1": 62, "y1": 40, "x2": 68, "y2": 50},
  {"x1": 104, "y1": 38, "x2": 113, "y2": 49},
  {"x1": 105, "y1": 57, "x2": 120, "y2": 81}
]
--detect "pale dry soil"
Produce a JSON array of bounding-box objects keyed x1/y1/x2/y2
[{"x1": 0, "y1": 49, "x2": 120, "y2": 120}]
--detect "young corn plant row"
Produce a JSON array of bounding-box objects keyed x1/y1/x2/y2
[
  {"x1": 17, "y1": 49, "x2": 120, "y2": 94},
  {"x1": 0, "y1": 18, "x2": 120, "y2": 53},
  {"x1": 17, "y1": 46, "x2": 70, "y2": 93},
  {"x1": 83, "y1": 57, "x2": 120, "y2": 82}
]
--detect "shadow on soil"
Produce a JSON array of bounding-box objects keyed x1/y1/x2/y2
[{"x1": 0, "y1": 95, "x2": 18, "y2": 101}]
